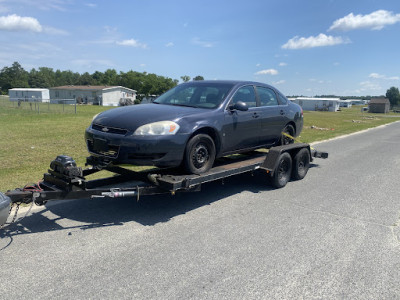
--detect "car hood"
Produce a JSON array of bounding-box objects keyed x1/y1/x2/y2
[{"x1": 93, "y1": 103, "x2": 210, "y2": 131}]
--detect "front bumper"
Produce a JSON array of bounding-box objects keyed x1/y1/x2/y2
[{"x1": 85, "y1": 126, "x2": 190, "y2": 168}]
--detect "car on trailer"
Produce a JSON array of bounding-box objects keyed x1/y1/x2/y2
[{"x1": 85, "y1": 80, "x2": 303, "y2": 174}]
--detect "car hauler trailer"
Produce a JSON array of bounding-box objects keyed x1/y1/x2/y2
[{"x1": 0, "y1": 143, "x2": 328, "y2": 228}]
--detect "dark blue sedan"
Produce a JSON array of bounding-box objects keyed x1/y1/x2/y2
[{"x1": 85, "y1": 80, "x2": 303, "y2": 174}]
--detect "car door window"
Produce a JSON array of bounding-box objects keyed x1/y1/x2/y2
[
  {"x1": 278, "y1": 93, "x2": 288, "y2": 105},
  {"x1": 231, "y1": 86, "x2": 256, "y2": 108},
  {"x1": 256, "y1": 86, "x2": 278, "y2": 107}
]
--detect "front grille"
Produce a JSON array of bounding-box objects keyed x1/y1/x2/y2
[
  {"x1": 87, "y1": 139, "x2": 120, "y2": 158},
  {"x1": 92, "y1": 123, "x2": 128, "y2": 135}
]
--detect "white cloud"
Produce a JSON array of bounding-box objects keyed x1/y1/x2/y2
[
  {"x1": 282, "y1": 33, "x2": 350, "y2": 49},
  {"x1": 85, "y1": 3, "x2": 97, "y2": 8},
  {"x1": 279, "y1": 62, "x2": 287, "y2": 66},
  {"x1": 43, "y1": 26, "x2": 69, "y2": 35},
  {"x1": 255, "y1": 69, "x2": 278, "y2": 75},
  {"x1": 369, "y1": 73, "x2": 384, "y2": 79},
  {"x1": 165, "y1": 42, "x2": 174, "y2": 47},
  {"x1": 329, "y1": 10, "x2": 400, "y2": 31},
  {"x1": 360, "y1": 80, "x2": 381, "y2": 91},
  {"x1": 0, "y1": 14, "x2": 42, "y2": 32},
  {"x1": 273, "y1": 80, "x2": 285, "y2": 85},
  {"x1": 369, "y1": 73, "x2": 400, "y2": 80},
  {"x1": 116, "y1": 39, "x2": 147, "y2": 49},
  {"x1": 192, "y1": 37, "x2": 214, "y2": 48}
]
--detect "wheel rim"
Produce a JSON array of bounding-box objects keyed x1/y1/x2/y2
[
  {"x1": 278, "y1": 159, "x2": 289, "y2": 180},
  {"x1": 298, "y1": 160, "x2": 305, "y2": 172},
  {"x1": 282, "y1": 126, "x2": 294, "y2": 145},
  {"x1": 192, "y1": 143, "x2": 209, "y2": 169}
]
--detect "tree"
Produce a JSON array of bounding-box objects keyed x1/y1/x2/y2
[
  {"x1": 0, "y1": 62, "x2": 29, "y2": 93},
  {"x1": 180, "y1": 75, "x2": 190, "y2": 82},
  {"x1": 386, "y1": 87, "x2": 400, "y2": 108},
  {"x1": 193, "y1": 75, "x2": 204, "y2": 81}
]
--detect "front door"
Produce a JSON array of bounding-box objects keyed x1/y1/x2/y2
[{"x1": 222, "y1": 85, "x2": 261, "y2": 152}]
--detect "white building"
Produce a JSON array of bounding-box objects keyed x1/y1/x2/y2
[
  {"x1": 9, "y1": 88, "x2": 50, "y2": 102},
  {"x1": 49, "y1": 85, "x2": 137, "y2": 106},
  {"x1": 339, "y1": 100, "x2": 353, "y2": 108},
  {"x1": 292, "y1": 97, "x2": 341, "y2": 112}
]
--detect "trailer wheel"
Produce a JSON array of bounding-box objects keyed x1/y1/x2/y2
[
  {"x1": 291, "y1": 148, "x2": 310, "y2": 180},
  {"x1": 184, "y1": 134, "x2": 216, "y2": 174},
  {"x1": 270, "y1": 152, "x2": 292, "y2": 188}
]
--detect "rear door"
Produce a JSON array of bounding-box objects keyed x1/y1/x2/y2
[{"x1": 255, "y1": 86, "x2": 286, "y2": 145}]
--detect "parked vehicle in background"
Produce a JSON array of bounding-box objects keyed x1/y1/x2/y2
[{"x1": 85, "y1": 80, "x2": 303, "y2": 174}]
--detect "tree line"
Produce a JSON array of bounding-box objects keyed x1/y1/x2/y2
[{"x1": 0, "y1": 62, "x2": 182, "y2": 97}]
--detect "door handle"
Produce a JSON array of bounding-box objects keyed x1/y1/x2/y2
[
  {"x1": 280, "y1": 110, "x2": 285, "y2": 115},
  {"x1": 252, "y1": 112, "x2": 259, "y2": 118}
]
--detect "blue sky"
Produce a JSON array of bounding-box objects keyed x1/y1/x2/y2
[{"x1": 0, "y1": 0, "x2": 399, "y2": 96}]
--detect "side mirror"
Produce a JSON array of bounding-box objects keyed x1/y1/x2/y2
[{"x1": 229, "y1": 101, "x2": 248, "y2": 111}]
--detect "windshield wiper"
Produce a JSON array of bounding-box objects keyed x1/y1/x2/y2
[{"x1": 170, "y1": 103, "x2": 198, "y2": 108}]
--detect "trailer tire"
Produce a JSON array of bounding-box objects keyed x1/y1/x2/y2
[
  {"x1": 270, "y1": 152, "x2": 292, "y2": 188},
  {"x1": 184, "y1": 134, "x2": 216, "y2": 175},
  {"x1": 291, "y1": 148, "x2": 310, "y2": 181}
]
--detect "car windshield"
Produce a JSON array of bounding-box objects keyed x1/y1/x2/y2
[{"x1": 153, "y1": 82, "x2": 234, "y2": 109}]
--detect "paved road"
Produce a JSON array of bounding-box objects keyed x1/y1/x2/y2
[{"x1": 1, "y1": 122, "x2": 400, "y2": 299}]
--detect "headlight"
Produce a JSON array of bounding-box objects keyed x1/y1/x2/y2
[{"x1": 134, "y1": 121, "x2": 180, "y2": 135}]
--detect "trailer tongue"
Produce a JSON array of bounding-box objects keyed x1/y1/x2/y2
[{"x1": 0, "y1": 143, "x2": 328, "y2": 228}]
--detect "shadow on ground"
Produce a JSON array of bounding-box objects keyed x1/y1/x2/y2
[{"x1": 1, "y1": 164, "x2": 320, "y2": 243}]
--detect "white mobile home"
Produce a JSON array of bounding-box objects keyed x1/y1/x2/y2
[
  {"x1": 49, "y1": 85, "x2": 137, "y2": 106},
  {"x1": 293, "y1": 97, "x2": 340, "y2": 112},
  {"x1": 9, "y1": 88, "x2": 50, "y2": 102},
  {"x1": 339, "y1": 100, "x2": 352, "y2": 108}
]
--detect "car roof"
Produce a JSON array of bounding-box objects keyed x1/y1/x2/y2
[{"x1": 180, "y1": 80, "x2": 277, "y2": 90}]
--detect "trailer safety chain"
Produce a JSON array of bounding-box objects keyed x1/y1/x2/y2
[
  {"x1": 0, "y1": 199, "x2": 35, "y2": 230},
  {"x1": 0, "y1": 202, "x2": 20, "y2": 229},
  {"x1": 0, "y1": 181, "x2": 42, "y2": 229}
]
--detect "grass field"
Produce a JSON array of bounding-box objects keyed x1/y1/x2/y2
[{"x1": 1, "y1": 96, "x2": 399, "y2": 191}]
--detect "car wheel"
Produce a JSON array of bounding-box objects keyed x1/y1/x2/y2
[
  {"x1": 291, "y1": 148, "x2": 310, "y2": 180},
  {"x1": 184, "y1": 134, "x2": 216, "y2": 174},
  {"x1": 280, "y1": 124, "x2": 295, "y2": 145},
  {"x1": 270, "y1": 152, "x2": 292, "y2": 188}
]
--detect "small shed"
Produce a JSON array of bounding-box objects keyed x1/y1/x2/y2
[
  {"x1": 49, "y1": 85, "x2": 137, "y2": 106},
  {"x1": 292, "y1": 97, "x2": 340, "y2": 112},
  {"x1": 369, "y1": 98, "x2": 390, "y2": 113},
  {"x1": 8, "y1": 88, "x2": 50, "y2": 102}
]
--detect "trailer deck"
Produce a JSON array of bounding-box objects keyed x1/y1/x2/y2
[{"x1": 1, "y1": 143, "x2": 328, "y2": 228}]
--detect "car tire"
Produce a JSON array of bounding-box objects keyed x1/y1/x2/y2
[
  {"x1": 184, "y1": 134, "x2": 216, "y2": 174},
  {"x1": 280, "y1": 124, "x2": 295, "y2": 145},
  {"x1": 270, "y1": 152, "x2": 292, "y2": 188},
  {"x1": 291, "y1": 148, "x2": 310, "y2": 180}
]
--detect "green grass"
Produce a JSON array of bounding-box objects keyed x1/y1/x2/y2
[
  {"x1": 1, "y1": 99, "x2": 399, "y2": 192},
  {"x1": 299, "y1": 107, "x2": 400, "y2": 143}
]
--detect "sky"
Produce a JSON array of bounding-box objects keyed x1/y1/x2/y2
[{"x1": 0, "y1": 0, "x2": 399, "y2": 96}]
